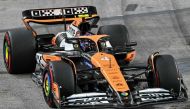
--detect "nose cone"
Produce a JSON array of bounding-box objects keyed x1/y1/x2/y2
[{"x1": 91, "y1": 52, "x2": 129, "y2": 92}]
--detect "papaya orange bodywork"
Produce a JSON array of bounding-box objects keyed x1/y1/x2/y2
[
  {"x1": 42, "y1": 55, "x2": 61, "y2": 62},
  {"x1": 91, "y1": 52, "x2": 129, "y2": 92},
  {"x1": 78, "y1": 35, "x2": 108, "y2": 43},
  {"x1": 125, "y1": 50, "x2": 136, "y2": 62},
  {"x1": 52, "y1": 82, "x2": 60, "y2": 103}
]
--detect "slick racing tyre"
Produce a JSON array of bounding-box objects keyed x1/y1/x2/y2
[
  {"x1": 3, "y1": 28, "x2": 36, "y2": 74},
  {"x1": 97, "y1": 24, "x2": 130, "y2": 49},
  {"x1": 43, "y1": 70, "x2": 56, "y2": 108},
  {"x1": 43, "y1": 61, "x2": 75, "y2": 108},
  {"x1": 97, "y1": 24, "x2": 134, "y2": 64},
  {"x1": 149, "y1": 55, "x2": 181, "y2": 96}
]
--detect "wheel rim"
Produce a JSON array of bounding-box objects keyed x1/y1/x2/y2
[
  {"x1": 44, "y1": 73, "x2": 51, "y2": 97},
  {"x1": 3, "y1": 39, "x2": 10, "y2": 70}
]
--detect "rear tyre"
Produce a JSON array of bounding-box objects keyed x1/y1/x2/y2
[
  {"x1": 97, "y1": 24, "x2": 130, "y2": 49},
  {"x1": 43, "y1": 61, "x2": 75, "y2": 108},
  {"x1": 3, "y1": 28, "x2": 36, "y2": 74},
  {"x1": 97, "y1": 24, "x2": 134, "y2": 64},
  {"x1": 149, "y1": 55, "x2": 181, "y2": 96}
]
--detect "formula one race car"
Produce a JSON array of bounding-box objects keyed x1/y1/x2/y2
[{"x1": 3, "y1": 6, "x2": 188, "y2": 108}]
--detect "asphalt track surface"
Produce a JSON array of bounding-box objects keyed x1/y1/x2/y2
[{"x1": 1, "y1": 0, "x2": 190, "y2": 109}]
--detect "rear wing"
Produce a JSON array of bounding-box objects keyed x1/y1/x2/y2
[{"x1": 22, "y1": 6, "x2": 99, "y2": 24}]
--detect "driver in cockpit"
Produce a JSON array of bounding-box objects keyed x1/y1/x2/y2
[{"x1": 52, "y1": 18, "x2": 93, "y2": 51}]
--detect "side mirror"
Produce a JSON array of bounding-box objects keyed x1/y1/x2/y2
[{"x1": 126, "y1": 41, "x2": 137, "y2": 47}]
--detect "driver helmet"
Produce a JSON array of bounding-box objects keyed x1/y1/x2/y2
[
  {"x1": 67, "y1": 19, "x2": 91, "y2": 37},
  {"x1": 67, "y1": 23, "x2": 80, "y2": 38}
]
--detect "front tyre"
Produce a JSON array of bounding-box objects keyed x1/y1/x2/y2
[
  {"x1": 43, "y1": 71, "x2": 56, "y2": 108},
  {"x1": 42, "y1": 61, "x2": 75, "y2": 108},
  {"x1": 148, "y1": 55, "x2": 182, "y2": 96}
]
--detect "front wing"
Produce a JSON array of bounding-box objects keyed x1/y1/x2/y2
[{"x1": 58, "y1": 88, "x2": 187, "y2": 109}]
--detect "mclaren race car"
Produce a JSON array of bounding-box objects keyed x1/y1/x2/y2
[{"x1": 3, "y1": 6, "x2": 188, "y2": 108}]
